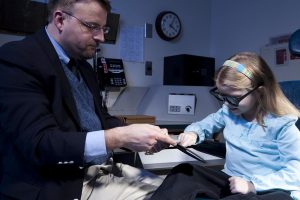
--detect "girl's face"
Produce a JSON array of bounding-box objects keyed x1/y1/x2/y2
[{"x1": 216, "y1": 83, "x2": 259, "y2": 121}]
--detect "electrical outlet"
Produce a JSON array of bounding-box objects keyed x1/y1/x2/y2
[{"x1": 145, "y1": 61, "x2": 152, "y2": 76}]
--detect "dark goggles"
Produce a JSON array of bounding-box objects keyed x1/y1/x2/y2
[{"x1": 209, "y1": 85, "x2": 260, "y2": 107}]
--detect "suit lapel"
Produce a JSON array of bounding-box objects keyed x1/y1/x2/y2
[{"x1": 34, "y1": 29, "x2": 81, "y2": 128}]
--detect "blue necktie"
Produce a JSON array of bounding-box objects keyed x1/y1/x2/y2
[{"x1": 67, "y1": 59, "x2": 80, "y2": 80}]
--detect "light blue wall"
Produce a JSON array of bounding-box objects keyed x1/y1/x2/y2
[
  {"x1": 102, "y1": 0, "x2": 215, "y2": 123},
  {"x1": 101, "y1": 0, "x2": 212, "y2": 87},
  {"x1": 3, "y1": 0, "x2": 299, "y2": 83},
  {"x1": 106, "y1": 0, "x2": 300, "y2": 123},
  {"x1": 210, "y1": 0, "x2": 300, "y2": 67}
]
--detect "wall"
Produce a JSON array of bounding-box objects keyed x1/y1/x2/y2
[
  {"x1": 108, "y1": 0, "x2": 300, "y2": 123},
  {"x1": 210, "y1": 0, "x2": 300, "y2": 70},
  {"x1": 1, "y1": 0, "x2": 300, "y2": 124},
  {"x1": 0, "y1": 0, "x2": 215, "y2": 124},
  {"x1": 260, "y1": 43, "x2": 300, "y2": 82},
  {"x1": 108, "y1": 86, "x2": 220, "y2": 124},
  {"x1": 138, "y1": 86, "x2": 220, "y2": 124},
  {"x1": 102, "y1": 0, "x2": 216, "y2": 123},
  {"x1": 101, "y1": 0, "x2": 212, "y2": 87},
  {"x1": 98, "y1": 0, "x2": 218, "y2": 123}
]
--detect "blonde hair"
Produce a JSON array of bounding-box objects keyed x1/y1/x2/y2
[{"x1": 216, "y1": 52, "x2": 300, "y2": 126}]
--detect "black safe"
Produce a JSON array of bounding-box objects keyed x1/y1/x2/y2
[{"x1": 163, "y1": 54, "x2": 215, "y2": 86}]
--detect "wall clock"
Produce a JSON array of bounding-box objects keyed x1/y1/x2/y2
[{"x1": 155, "y1": 11, "x2": 181, "y2": 41}]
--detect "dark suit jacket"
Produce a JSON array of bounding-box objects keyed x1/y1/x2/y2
[{"x1": 0, "y1": 29, "x2": 123, "y2": 199}]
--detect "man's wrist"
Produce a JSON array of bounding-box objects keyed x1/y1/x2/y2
[{"x1": 104, "y1": 127, "x2": 123, "y2": 150}]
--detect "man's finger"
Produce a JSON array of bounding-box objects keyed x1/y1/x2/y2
[{"x1": 156, "y1": 134, "x2": 177, "y2": 146}]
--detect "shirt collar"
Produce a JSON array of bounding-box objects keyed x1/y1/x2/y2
[{"x1": 45, "y1": 27, "x2": 70, "y2": 65}]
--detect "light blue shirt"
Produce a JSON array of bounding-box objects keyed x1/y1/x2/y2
[
  {"x1": 185, "y1": 104, "x2": 300, "y2": 199},
  {"x1": 45, "y1": 28, "x2": 108, "y2": 164}
]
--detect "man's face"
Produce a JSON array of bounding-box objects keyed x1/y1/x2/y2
[{"x1": 59, "y1": 1, "x2": 108, "y2": 59}]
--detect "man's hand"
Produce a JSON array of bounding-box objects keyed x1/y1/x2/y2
[
  {"x1": 229, "y1": 176, "x2": 256, "y2": 194},
  {"x1": 145, "y1": 128, "x2": 172, "y2": 154},
  {"x1": 177, "y1": 132, "x2": 198, "y2": 147},
  {"x1": 105, "y1": 124, "x2": 177, "y2": 152}
]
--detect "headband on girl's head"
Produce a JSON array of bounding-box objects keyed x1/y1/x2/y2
[{"x1": 223, "y1": 60, "x2": 253, "y2": 79}]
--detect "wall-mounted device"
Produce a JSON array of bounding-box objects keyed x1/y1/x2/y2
[
  {"x1": 164, "y1": 54, "x2": 215, "y2": 86},
  {"x1": 168, "y1": 93, "x2": 196, "y2": 115},
  {"x1": 0, "y1": 0, "x2": 47, "y2": 34},
  {"x1": 93, "y1": 52, "x2": 127, "y2": 108},
  {"x1": 97, "y1": 57, "x2": 127, "y2": 89},
  {"x1": 104, "y1": 13, "x2": 120, "y2": 44}
]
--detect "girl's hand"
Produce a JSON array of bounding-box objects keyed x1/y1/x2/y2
[
  {"x1": 177, "y1": 132, "x2": 198, "y2": 147},
  {"x1": 228, "y1": 176, "x2": 256, "y2": 194}
]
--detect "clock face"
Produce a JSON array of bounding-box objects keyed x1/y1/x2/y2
[{"x1": 155, "y1": 11, "x2": 181, "y2": 41}]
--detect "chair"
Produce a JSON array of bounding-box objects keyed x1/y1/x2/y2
[
  {"x1": 289, "y1": 29, "x2": 300, "y2": 56},
  {"x1": 285, "y1": 30, "x2": 300, "y2": 129},
  {"x1": 280, "y1": 80, "x2": 300, "y2": 107}
]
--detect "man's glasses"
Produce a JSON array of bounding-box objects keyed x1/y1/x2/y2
[
  {"x1": 62, "y1": 11, "x2": 110, "y2": 35},
  {"x1": 209, "y1": 85, "x2": 260, "y2": 107}
]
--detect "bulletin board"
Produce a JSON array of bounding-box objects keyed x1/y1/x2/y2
[
  {"x1": 0, "y1": 0, "x2": 48, "y2": 35},
  {"x1": 260, "y1": 43, "x2": 300, "y2": 81}
]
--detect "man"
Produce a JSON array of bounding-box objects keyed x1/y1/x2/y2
[{"x1": 0, "y1": 0, "x2": 176, "y2": 199}]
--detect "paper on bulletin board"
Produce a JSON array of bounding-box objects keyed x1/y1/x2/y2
[{"x1": 119, "y1": 25, "x2": 144, "y2": 62}]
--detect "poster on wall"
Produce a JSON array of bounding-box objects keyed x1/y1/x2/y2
[
  {"x1": 275, "y1": 48, "x2": 288, "y2": 66},
  {"x1": 260, "y1": 42, "x2": 300, "y2": 81},
  {"x1": 0, "y1": 0, "x2": 48, "y2": 35}
]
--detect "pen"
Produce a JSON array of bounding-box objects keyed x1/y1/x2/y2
[{"x1": 175, "y1": 144, "x2": 206, "y2": 163}]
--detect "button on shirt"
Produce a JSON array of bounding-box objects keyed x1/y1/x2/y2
[
  {"x1": 45, "y1": 28, "x2": 108, "y2": 165},
  {"x1": 185, "y1": 104, "x2": 300, "y2": 199}
]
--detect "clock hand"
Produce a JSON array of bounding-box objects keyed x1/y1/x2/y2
[
  {"x1": 169, "y1": 18, "x2": 176, "y2": 30},
  {"x1": 169, "y1": 24, "x2": 177, "y2": 32},
  {"x1": 170, "y1": 17, "x2": 176, "y2": 26}
]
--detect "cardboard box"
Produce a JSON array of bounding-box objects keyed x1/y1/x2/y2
[{"x1": 117, "y1": 115, "x2": 155, "y2": 125}]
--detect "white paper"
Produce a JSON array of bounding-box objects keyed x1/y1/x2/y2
[{"x1": 120, "y1": 25, "x2": 144, "y2": 62}]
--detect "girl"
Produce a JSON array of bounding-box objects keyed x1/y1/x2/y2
[{"x1": 150, "y1": 52, "x2": 300, "y2": 200}]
